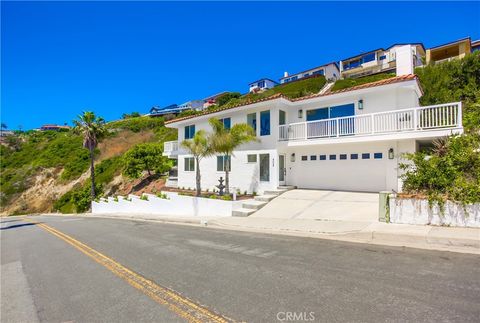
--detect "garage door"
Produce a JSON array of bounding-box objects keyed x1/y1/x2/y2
[{"x1": 293, "y1": 152, "x2": 388, "y2": 192}]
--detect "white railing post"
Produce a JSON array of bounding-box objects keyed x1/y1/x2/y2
[
  {"x1": 413, "y1": 108, "x2": 418, "y2": 130},
  {"x1": 336, "y1": 120, "x2": 340, "y2": 137},
  {"x1": 457, "y1": 102, "x2": 463, "y2": 127},
  {"x1": 371, "y1": 114, "x2": 375, "y2": 134},
  {"x1": 304, "y1": 123, "x2": 308, "y2": 140}
]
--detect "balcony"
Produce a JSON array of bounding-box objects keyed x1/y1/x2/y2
[
  {"x1": 163, "y1": 140, "x2": 179, "y2": 157},
  {"x1": 279, "y1": 102, "x2": 462, "y2": 143}
]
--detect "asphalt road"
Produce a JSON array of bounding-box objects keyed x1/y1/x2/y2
[{"x1": 1, "y1": 216, "x2": 479, "y2": 323}]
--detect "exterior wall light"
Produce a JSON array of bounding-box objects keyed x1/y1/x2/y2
[
  {"x1": 358, "y1": 99, "x2": 364, "y2": 110},
  {"x1": 298, "y1": 109, "x2": 303, "y2": 119},
  {"x1": 291, "y1": 153, "x2": 296, "y2": 162},
  {"x1": 388, "y1": 148, "x2": 394, "y2": 159}
]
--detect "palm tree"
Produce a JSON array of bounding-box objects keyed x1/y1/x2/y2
[
  {"x1": 181, "y1": 130, "x2": 212, "y2": 196},
  {"x1": 209, "y1": 118, "x2": 257, "y2": 195},
  {"x1": 73, "y1": 111, "x2": 106, "y2": 199}
]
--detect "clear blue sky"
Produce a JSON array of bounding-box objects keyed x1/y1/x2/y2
[{"x1": 2, "y1": 1, "x2": 479, "y2": 130}]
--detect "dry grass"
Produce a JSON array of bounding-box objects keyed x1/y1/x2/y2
[{"x1": 97, "y1": 130, "x2": 156, "y2": 161}]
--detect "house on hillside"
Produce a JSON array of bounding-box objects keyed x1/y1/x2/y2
[
  {"x1": 280, "y1": 62, "x2": 339, "y2": 84},
  {"x1": 425, "y1": 37, "x2": 477, "y2": 64},
  {"x1": 40, "y1": 124, "x2": 71, "y2": 131},
  {"x1": 202, "y1": 92, "x2": 229, "y2": 110},
  {"x1": 249, "y1": 78, "x2": 277, "y2": 93},
  {"x1": 178, "y1": 100, "x2": 204, "y2": 111},
  {"x1": 162, "y1": 74, "x2": 462, "y2": 194},
  {"x1": 339, "y1": 44, "x2": 425, "y2": 79},
  {"x1": 149, "y1": 104, "x2": 183, "y2": 116}
]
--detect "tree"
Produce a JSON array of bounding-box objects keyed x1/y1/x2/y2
[
  {"x1": 208, "y1": 118, "x2": 257, "y2": 194},
  {"x1": 122, "y1": 143, "x2": 172, "y2": 179},
  {"x1": 73, "y1": 111, "x2": 106, "y2": 199},
  {"x1": 1, "y1": 123, "x2": 7, "y2": 130},
  {"x1": 181, "y1": 130, "x2": 212, "y2": 196},
  {"x1": 216, "y1": 92, "x2": 241, "y2": 107}
]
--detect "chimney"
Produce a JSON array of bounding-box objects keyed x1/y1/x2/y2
[{"x1": 284, "y1": 71, "x2": 289, "y2": 77}]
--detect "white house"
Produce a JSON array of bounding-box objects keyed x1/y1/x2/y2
[
  {"x1": 249, "y1": 78, "x2": 277, "y2": 93},
  {"x1": 340, "y1": 44, "x2": 425, "y2": 79},
  {"x1": 280, "y1": 62, "x2": 340, "y2": 84},
  {"x1": 163, "y1": 74, "x2": 463, "y2": 194}
]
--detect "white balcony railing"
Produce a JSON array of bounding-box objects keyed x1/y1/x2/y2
[
  {"x1": 163, "y1": 140, "x2": 179, "y2": 155},
  {"x1": 279, "y1": 102, "x2": 462, "y2": 141}
]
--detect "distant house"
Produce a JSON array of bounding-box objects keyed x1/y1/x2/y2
[
  {"x1": 426, "y1": 37, "x2": 477, "y2": 64},
  {"x1": 280, "y1": 62, "x2": 339, "y2": 84},
  {"x1": 178, "y1": 100, "x2": 204, "y2": 111},
  {"x1": 40, "y1": 124, "x2": 71, "y2": 131},
  {"x1": 149, "y1": 104, "x2": 184, "y2": 116},
  {"x1": 202, "y1": 91, "x2": 229, "y2": 110},
  {"x1": 340, "y1": 43, "x2": 425, "y2": 79},
  {"x1": 0, "y1": 130, "x2": 14, "y2": 137},
  {"x1": 248, "y1": 78, "x2": 277, "y2": 93}
]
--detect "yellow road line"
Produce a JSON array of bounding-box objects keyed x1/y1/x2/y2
[{"x1": 24, "y1": 218, "x2": 233, "y2": 323}]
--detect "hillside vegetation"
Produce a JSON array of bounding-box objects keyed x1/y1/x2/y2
[{"x1": 1, "y1": 116, "x2": 176, "y2": 215}]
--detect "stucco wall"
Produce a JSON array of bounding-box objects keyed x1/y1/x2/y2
[
  {"x1": 91, "y1": 192, "x2": 243, "y2": 217},
  {"x1": 390, "y1": 197, "x2": 480, "y2": 227}
]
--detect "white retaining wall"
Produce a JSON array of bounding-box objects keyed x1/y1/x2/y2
[
  {"x1": 92, "y1": 192, "x2": 244, "y2": 217},
  {"x1": 390, "y1": 197, "x2": 480, "y2": 227}
]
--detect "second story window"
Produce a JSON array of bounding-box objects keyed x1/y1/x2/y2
[
  {"x1": 247, "y1": 113, "x2": 257, "y2": 132},
  {"x1": 219, "y1": 117, "x2": 231, "y2": 130},
  {"x1": 260, "y1": 110, "x2": 270, "y2": 136},
  {"x1": 184, "y1": 124, "x2": 195, "y2": 139}
]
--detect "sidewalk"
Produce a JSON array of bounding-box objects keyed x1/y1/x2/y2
[{"x1": 39, "y1": 213, "x2": 480, "y2": 254}]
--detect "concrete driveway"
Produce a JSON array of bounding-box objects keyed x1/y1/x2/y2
[{"x1": 252, "y1": 189, "x2": 378, "y2": 222}]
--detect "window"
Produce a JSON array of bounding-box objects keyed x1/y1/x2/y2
[
  {"x1": 184, "y1": 157, "x2": 195, "y2": 171},
  {"x1": 291, "y1": 76, "x2": 298, "y2": 81},
  {"x1": 247, "y1": 154, "x2": 257, "y2": 163},
  {"x1": 217, "y1": 156, "x2": 231, "y2": 172},
  {"x1": 379, "y1": 55, "x2": 386, "y2": 60},
  {"x1": 219, "y1": 117, "x2": 231, "y2": 130},
  {"x1": 310, "y1": 155, "x2": 317, "y2": 161},
  {"x1": 279, "y1": 110, "x2": 286, "y2": 126},
  {"x1": 303, "y1": 73, "x2": 309, "y2": 77},
  {"x1": 329, "y1": 154, "x2": 336, "y2": 160},
  {"x1": 313, "y1": 69, "x2": 324, "y2": 76},
  {"x1": 362, "y1": 153, "x2": 370, "y2": 159},
  {"x1": 307, "y1": 108, "x2": 328, "y2": 121},
  {"x1": 319, "y1": 155, "x2": 326, "y2": 160},
  {"x1": 258, "y1": 80, "x2": 265, "y2": 88},
  {"x1": 301, "y1": 155, "x2": 308, "y2": 161},
  {"x1": 362, "y1": 53, "x2": 376, "y2": 63},
  {"x1": 247, "y1": 113, "x2": 257, "y2": 132},
  {"x1": 351, "y1": 153, "x2": 358, "y2": 160},
  {"x1": 260, "y1": 110, "x2": 270, "y2": 136},
  {"x1": 259, "y1": 154, "x2": 270, "y2": 182},
  {"x1": 374, "y1": 153, "x2": 383, "y2": 159},
  {"x1": 184, "y1": 125, "x2": 195, "y2": 139},
  {"x1": 283, "y1": 78, "x2": 290, "y2": 83},
  {"x1": 340, "y1": 154, "x2": 347, "y2": 160}
]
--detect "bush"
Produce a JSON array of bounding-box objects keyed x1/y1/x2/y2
[
  {"x1": 122, "y1": 143, "x2": 172, "y2": 179},
  {"x1": 107, "y1": 116, "x2": 165, "y2": 133},
  {"x1": 216, "y1": 92, "x2": 241, "y2": 107},
  {"x1": 331, "y1": 73, "x2": 395, "y2": 91},
  {"x1": 400, "y1": 134, "x2": 480, "y2": 208}
]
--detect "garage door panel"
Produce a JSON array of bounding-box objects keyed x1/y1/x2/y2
[{"x1": 294, "y1": 159, "x2": 387, "y2": 192}]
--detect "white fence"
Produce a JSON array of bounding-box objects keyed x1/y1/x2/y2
[
  {"x1": 279, "y1": 102, "x2": 462, "y2": 141},
  {"x1": 92, "y1": 192, "x2": 243, "y2": 217},
  {"x1": 389, "y1": 197, "x2": 480, "y2": 227}
]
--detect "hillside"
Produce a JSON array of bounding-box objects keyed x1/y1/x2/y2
[{"x1": 0, "y1": 116, "x2": 176, "y2": 215}]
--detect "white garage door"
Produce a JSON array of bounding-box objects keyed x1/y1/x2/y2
[{"x1": 293, "y1": 152, "x2": 388, "y2": 192}]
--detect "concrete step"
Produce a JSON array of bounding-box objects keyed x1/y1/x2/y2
[
  {"x1": 278, "y1": 185, "x2": 297, "y2": 190},
  {"x1": 232, "y1": 208, "x2": 256, "y2": 217},
  {"x1": 254, "y1": 194, "x2": 278, "y2": 202},
  {"x1": 263, "y1": 189, "x2": 288, "y2": 196},
  {"x1": 242, "y1": 200, "x2": 267, "y2": 210}
]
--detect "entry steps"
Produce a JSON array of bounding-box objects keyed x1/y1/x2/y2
[{"x1": 232, "y1": 186, "x2": 296, "y2": 217}]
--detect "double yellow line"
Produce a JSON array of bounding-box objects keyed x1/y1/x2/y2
[{"x1": 24, "y1": 218, "x2": 233, "y2": 323}]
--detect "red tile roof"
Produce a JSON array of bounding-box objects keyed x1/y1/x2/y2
[{"x1": 165, "y1": 74, "x2": 420, "y2": 125}]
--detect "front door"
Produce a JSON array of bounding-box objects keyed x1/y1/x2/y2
[{"x1": 279, "y1": 154, "x2": 286, "y2": 185}]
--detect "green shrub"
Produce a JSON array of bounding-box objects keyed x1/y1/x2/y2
[
  {"x1": 140, "y1": 194, "x2": 149, "y2": 201},
  {"x1": 400, "y1": 134, "x2": 480, "y2": 208},
  {"x1": 122, "y1": 143, "x2": 172, "y2": 179},
  {"x1": 216, "y1": 92, "x2": 241, "y2": 106},
  {"x1": 107, "y1": 116, "x2": 165, "y2": 133},
  {"x1": 331, "y1": 73, "x2": 395, "y2": 91}
]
